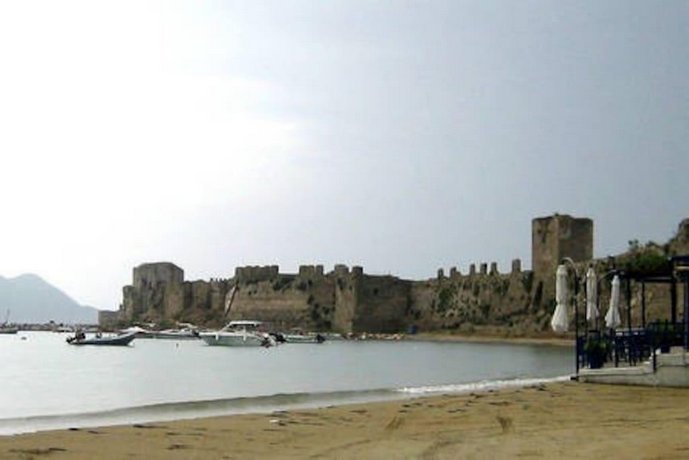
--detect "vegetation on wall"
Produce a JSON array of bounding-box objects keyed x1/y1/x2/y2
[
  {"x1": 621, "y1": 240, "x2": 670, "y2": 277},
  {"x1": 436, "y1": 285, "x2": 456, "y2": 313}
]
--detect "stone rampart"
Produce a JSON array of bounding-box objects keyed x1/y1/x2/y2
[
  {"x1": 353, "y1": 275, "x2": 410, "y2": 333},
  {"x1": 119, "y1": 260, "x2": 550, "y2": 333},
  {"x1": 114, "y1": 215, "x2": 687, "y2": 335}
]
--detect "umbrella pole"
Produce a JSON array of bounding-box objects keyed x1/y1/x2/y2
[
  {"x1": 671, "y1": 279, "x2": 678, "y2": 325},
  {"x1": 596, "y1": 279, "x2": 601, "y2": 332},
  {"x1": 575, "y1": 279, "x2": 579, "y2": 375},
  {"x1": 684, "y1": 277, "x2": 689, "y2": 351},
  {"x1": 641, "y1": 282, "x2": 646, "y2": 329},
  {"x1": 626, "y1": 278, "x2": 633, "y2": 365}
]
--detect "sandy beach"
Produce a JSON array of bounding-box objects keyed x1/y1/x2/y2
[{"x1": 2, "y1": 382, "x2": 689, "y2": 459}]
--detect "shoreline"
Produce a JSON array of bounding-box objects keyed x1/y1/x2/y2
[
  {"x1": 0, "y1": 375, "x2": 571, "y2": 438},
  {"x1": 342, "y1": 327, "x2": 574, "y2": 347},
  {"x1": 2, "y1": 382, "x2": 689, "y2": 458},
  {"x1": 407, "y1": 332, "x2": 574, "y2": 347}
]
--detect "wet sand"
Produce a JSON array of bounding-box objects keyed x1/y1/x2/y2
[
  {"x1": 2, "y1": 382, "x2": 689, "y2": 459},
  {"x1": 411, "y1": 332, "x2": 574, "y2": 347}
]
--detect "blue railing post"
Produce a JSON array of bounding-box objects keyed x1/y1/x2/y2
[{"x1": 682, "y1": 273, "x2": 689, "y2": 350}]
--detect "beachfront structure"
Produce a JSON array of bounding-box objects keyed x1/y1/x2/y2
[{"x1": 558, "y1": 254, "x2": 689, "y2": 386}]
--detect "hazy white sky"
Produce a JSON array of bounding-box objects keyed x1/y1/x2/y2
[{"x1": 1, "y1": 1, "x2": 688, "y2": 310}]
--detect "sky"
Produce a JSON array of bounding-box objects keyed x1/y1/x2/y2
[{"x1": 1, "y1": 0, "x2": 688, "y2": 310}]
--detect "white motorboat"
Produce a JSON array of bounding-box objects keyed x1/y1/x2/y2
[
  {"x1": 199, "y1": 320, "x2": 271, "y2": 347},
  {"x1": 151, "y1": 328, "x2": 200, "y2": 340},
  {"x1": 119, "y1": 323, "x2": 199, "y2": 340},
  {"x1": 118, "y1": 326, "x2": 154, "y2": 338}
]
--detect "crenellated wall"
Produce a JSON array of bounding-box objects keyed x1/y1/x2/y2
[
  {"x1": 115, "y1": 214, "x2": 687, "y2": 335},
  {"x1": 234, "y1": 265, "x2": 279, "y2": 283},
  {"x1": 407, "y1": 259, "x2": 543, "y2": 333},
  {"x1": 118, "y1": 260, "x2": 541, "y2": 333}
]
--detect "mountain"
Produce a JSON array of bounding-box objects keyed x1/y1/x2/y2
[{"x1": 0, "y1": 274, "x2": 99, "y2": 324}]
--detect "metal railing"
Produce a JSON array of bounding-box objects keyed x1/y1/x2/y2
[{"x1": 577, "y1": 321, "x2": 684, "y2": 372}]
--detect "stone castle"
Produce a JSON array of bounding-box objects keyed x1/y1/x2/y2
[{"x1": 108, "y1": 214, "x2": 612, "y2": 333}]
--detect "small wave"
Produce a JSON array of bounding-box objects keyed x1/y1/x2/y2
[
  {"x1": 0, "y1": 389, "x2": 398, "y2": 436},
  {"x1": 397, "y1": 375, "x2": 571, "y2": 395},
  {"x1": 0, "y1": 376, "x2": 571, "y2": 435}
]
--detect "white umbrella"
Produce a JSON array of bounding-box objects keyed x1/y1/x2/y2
[
  {"x1": 585, "y1": 267, "x2": 599, "y2": 323},
  {"x1": 551, "y1": 264, "x2": 569, "y2": 332},
  {"x1": 605, "y1": 275, "x2": 621, "y2": 329}
]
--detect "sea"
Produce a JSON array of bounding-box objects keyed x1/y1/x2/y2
[{"x1": 0, "y1": 332, "x2": 573, "y2": 435}]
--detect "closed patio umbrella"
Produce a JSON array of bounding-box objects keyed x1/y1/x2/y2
[
  {"x1": 551, "y1": 264, "x2": 570, "y2": 332},
  {"x1": 586, "y1": 267, "x2": 599, "y2": 323},
  {"x1": 605, "y1": 275, "x2": 622, "y2": 329}
]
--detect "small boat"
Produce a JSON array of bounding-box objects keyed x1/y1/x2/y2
[
  {"x1": 151, "y1": 323, "x2": 200, "y2": 340},
  {"x1": 118, "y1": 326, "x2": 154, "y2": 338},
  {"x1": 120, "y1": 323, "x2": 200, "y2": 340},
  {"x1": 0, "y1": 310, "x2": 18, "y2": 334},
  {"x1": 150, "y1": 329, "x2": 200, "y2": 340},
  {"x1": 283, "y1": 329, "x2": 326, "y2": 344},
  {"x1": 0, "y1": 326, "x2": 18, "y2": 335},
  {"x1": 66, "y1": 331, "x2": 137, "y2": 346},
  {"x1": 199, "y1": 320, "x2": 272, "y2": 347}
]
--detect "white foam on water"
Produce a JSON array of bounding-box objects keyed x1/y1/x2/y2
[{"x1": 397, "y1": 375, "x2": 571, "y2": 395}]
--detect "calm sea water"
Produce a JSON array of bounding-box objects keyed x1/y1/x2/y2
[{"x1": 0, "y1": 332, "x2": 572, "y2": 434}]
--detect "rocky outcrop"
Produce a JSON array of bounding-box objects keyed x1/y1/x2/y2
[{"x1": 669, "y1": 219, "x2": 689, "y2": 255}]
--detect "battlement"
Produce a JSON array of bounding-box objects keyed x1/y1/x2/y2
[
  {"x1": 511, "y1": 259, "x2": 522, "y2": 274},
  {"x1": 436, "y1": 261, "x2": 513, "y2": 281},
  {"x1": 298, "y1": 265, "x2": 325, "y2": 279},
  {"x1": 234, "y1": 265, "x2": 279, "y2": 283},
  {"x1": 334, "y1": 264, "x2": 350, "y2": 276}
]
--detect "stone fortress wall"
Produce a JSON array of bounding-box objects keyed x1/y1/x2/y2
[{"x1": 114, "y1": 215, "x2": 689, "y2": 334}]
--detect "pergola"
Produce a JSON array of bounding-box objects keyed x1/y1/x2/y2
[{"x1": 566, "y1": 255, "x2": 689, "y2": 374}]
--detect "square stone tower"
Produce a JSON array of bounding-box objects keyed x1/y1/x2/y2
[
  {"x1": 532, "y1": 214, "x2": 593, "y2": 279},
  {"x1": 133, "y1": 262, "x2": 184, "y2": 289}
]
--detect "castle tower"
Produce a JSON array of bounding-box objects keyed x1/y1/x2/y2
[
  {"x1": 532, "y1": 214, "x2": 593, "y2": 279},
  {"x1": 133, "y1": 262, "x2": 184, "y2": 288}
]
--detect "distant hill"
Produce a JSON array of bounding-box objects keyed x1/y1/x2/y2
[{"x1": 0, "y1": 274, "x2": 99, "y2": 324}]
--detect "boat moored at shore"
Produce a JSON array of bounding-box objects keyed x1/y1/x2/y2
[
  {"x1": 0, "y1": 310, "x2": 18, "y2": 334},
  {"x1": 0, "y1": 325, "x2": 19, "y2": 334},
  {"x1": 199, "y1": 320, "x2": 271, "y2": 347},
  {"x1": 282, "y1": 329, "x2": 326, "y2": 344},
  {"x1": 119, "y1": 324, "x2": 200, "y2": 340},
  {"x1": 66, "y1": 331, "x2": 137, "y2": 346}
]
